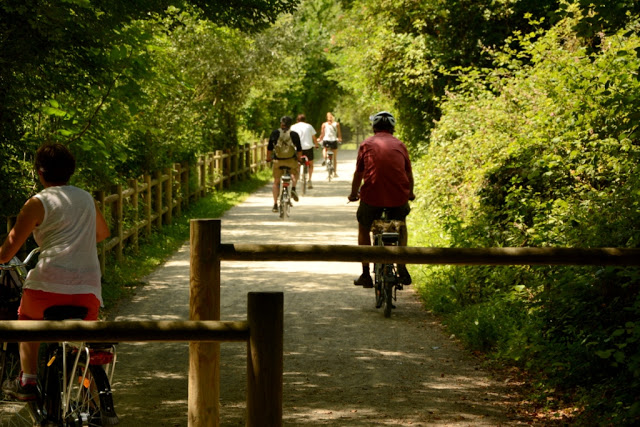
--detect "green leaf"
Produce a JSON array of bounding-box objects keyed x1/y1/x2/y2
[
  {"x1": 595, "y1": 350, "x2": 614, "y2": 359},
  {"x1": 612, "y1": 328, "x2": 625, "y2": 337},
  {"x1": 42, "y1": 106, "x2": 67, "y2": 117}
]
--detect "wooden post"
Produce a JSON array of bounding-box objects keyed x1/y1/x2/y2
[
  {"x1": 262, "y1": 140, "x2": 268, "y2": 170},
  {"x1": 95, "y1": 191, "x2": 106, "y2": 273},
  {"x1": 174, "y1": 163, "x2": 181, "y2": 217},
  {"x1": 130, "y1": 179, "x2": 139, "y2": 252},
  {"x1": 144, "y1": 174, "x2": 152, "y2": 236},
  {"x1": 244, "y1": 144, "x2": 251, "y2": 179},
  {"x1": 208, "y1": 152, "x2": 215, "y2": 192},
  {"x1": 114, "y1": 184, "x2": 123, "y2": 261},
  {"x1": 225, "y1": 150, "x2": 231, "y2": 188},
  {"x1": 189, "y1": 219, "x2": 221, "y2": 427},
  {"x1": 215, "y1": 150, "x2": 223, "y2": 191},
  {"x1": 165, "y1": 167, "x2": 173, "y2": 225},
  {"x1": 250, "y1": 143, "x2": 256, "y2": 173},
  {"x1": 234, "y1": 145, "x2": 240, "y2": 183},
  {"x1": 247, "y1": 292, "x2": 283, "y2": 427},
  {"x1": 154, "y1": 170, "x2": 163, "y2": 229},
  {"x1": 200, "y1": 155, "x2": 206, "y2": 198}
]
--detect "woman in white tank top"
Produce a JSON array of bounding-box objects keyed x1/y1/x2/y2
[
  {"x1": 318, "y1": 112, "x2": 343, "y2": 177},
  {"x1": 0, "y1": 143, "x2": 110, "y2": 401}
]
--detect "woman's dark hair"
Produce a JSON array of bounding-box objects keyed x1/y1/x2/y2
[{"x1": 35, "y1": 143, "x2": 76, "y2": 184}]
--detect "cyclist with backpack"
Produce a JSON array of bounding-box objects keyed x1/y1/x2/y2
[{"x1": 266, "y1": 116, "x2": 303, "y2": 212}]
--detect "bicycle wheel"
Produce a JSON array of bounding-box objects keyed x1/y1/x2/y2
[
  {"x1": 383, "y1": 276, "x2": 394, "y2": 318},
  {"x1": 374, "y1": 263, "x2": 384, "y2": 309},
  {"x1": 327, "y1": 161, "x2": 333, "y2": 182},
  {"x1": 65, "y1": 364, "x2": 118, "y2": 426},
  {"x1": 280, "y1": 190, "x2": 290, "y2": 219},
  {"x1": 283, "y1": 196, "x2": 291, "y2": 219}
]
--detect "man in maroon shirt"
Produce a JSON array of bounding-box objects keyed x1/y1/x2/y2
[{"x1": 348, "y1": 111, "x2": 415, "y2": 288}]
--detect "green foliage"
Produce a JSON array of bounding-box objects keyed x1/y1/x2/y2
[
  {"x1": 0, "y1": 0, "x2": 297, "y2": 217},
  {"x1": 240, "y1": 0, "x2": 347, "y2": 135},
  {"x1": 3, "y1": 0, "x2": 640, "y2": 422},
  {"x1": 327, "y1": 0, "x2": 562, "y2": 148},
  {"x1": 411, "y1": 10, "x2": 640, "y2": 423}
]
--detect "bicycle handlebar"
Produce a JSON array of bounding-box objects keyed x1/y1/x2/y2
[{"x1": 0, "y1": 247, "x2": 40, "y2": 270}]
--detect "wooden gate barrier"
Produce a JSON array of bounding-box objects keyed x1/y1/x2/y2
[{"x1": 1, "y1": 217, "x2": 639, "y2": 427}]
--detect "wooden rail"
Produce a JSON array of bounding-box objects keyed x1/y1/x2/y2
[
  {"x1": 0, "y1": 292, "x2": 283, "y2": 427},
  {"x1": 0, "y1": 320, "x2": 250, "y2": 342},
  {"x1": 217, "y1": 244, "x2": 640, "y2": 266},
  {"x1": 4, "y1": 219, "x2": 638, "y2": 426}
]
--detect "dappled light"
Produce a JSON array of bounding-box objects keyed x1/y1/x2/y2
[
  {"x1": 104, "y1": 150, "x2": 521, "y2": 425},
  {"x1": 2, "y1": 1, "x2": 637, "y2": 424}
]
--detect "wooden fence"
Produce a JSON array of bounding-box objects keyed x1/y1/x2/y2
[
  {"x1": 4, "y1": 141, "x2": 269, "y2": 272},
  {"x1": 0, "y1": 292, "x2": 282, "y2": 427}
]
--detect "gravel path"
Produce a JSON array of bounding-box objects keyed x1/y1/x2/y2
[{"x1": 108, "y1": 150, "x2": 527, "y2": 426}]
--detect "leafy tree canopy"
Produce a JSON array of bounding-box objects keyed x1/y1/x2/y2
[{"x1": 0, "y1": 0, "x2": 298, "y2": 216}]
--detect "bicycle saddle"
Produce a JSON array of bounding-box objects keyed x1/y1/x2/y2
[{"x1": 43, "y1": 305, "x2": 88, "y2": 320}]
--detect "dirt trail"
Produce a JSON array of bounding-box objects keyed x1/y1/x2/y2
[{"x1": 108, "y1": 150, "x2": 527, "y2": 426}]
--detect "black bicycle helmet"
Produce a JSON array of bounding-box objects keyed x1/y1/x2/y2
[
  {"x1": 280, "y1": 116, "x2": 293, "y2": 128},
  {"x1": 369, "y1": 111, "x2": 396, "y2": 128}
]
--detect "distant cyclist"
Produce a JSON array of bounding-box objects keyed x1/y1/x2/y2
[
  {"x1": 267, "y1": 116, "x2": 303, "y2": 212},
  {"x1": 290, "y1": 114, "x2": 319, "y2": 189},
  {"x1": 318, "y1": 112, "x2": 342, "y2": 176},
  {"x1": 348, "y1": 111, "x2": 415, "y2": 288}
]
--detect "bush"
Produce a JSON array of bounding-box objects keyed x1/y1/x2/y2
[{"x1": 410, "y1": 11, "x2": 640, "y2": 422}]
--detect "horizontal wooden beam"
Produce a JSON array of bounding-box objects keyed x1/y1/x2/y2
[
  {"x1": 0, "y1": 320, "x2": 249, "y2": 343},
  {"x1": 217, "y1": 244, "x2": 640, "y2": 266}
]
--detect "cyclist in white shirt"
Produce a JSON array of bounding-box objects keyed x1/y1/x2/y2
[
  {"x1": 318, "y1": 112, "x2": 342, "y2": 177},
  {"x1": 290, "y1": 114, "x2": 319, "y2": 189},
  {"x1": 0, "y1": 143, "x2": 110, "y2": 401}
]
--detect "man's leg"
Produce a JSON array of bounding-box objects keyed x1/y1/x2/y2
[
  {"x1": 272, "y1": 181, "x2": 279, "y2": 204},
  {"x1": 354, "y1": 201, "x2": 376, "y2": 288},
  {"x1": 354, "y1": 222, "x2": 373, "y2": 287},
  {"x1": 290, "y1": 160, "x2": 299, "y2": 201},
  {"x1": 358, "y1": 222, "x2": 371, "y2": 272}
]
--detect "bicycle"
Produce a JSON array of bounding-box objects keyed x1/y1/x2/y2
[
  {"x1": 278, "y1": 165, "x2": 293, "y2": 219},
  {"x1": 370, "y1": 212, "x2": 405, "y2": 318},
  {"x1": 326, "y1": 150, "x2": 335, "y2": 182},
  {"x1": 299, "y1": 155, "x2": 309, "y2": 195},
  {"x1": 0, "y1": 248, "x2": 119, "y2": 426}
]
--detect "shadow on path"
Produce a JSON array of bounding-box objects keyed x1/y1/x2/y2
[{"x1": 108, "y1": 150, "x2": 525, "y2": 426}]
